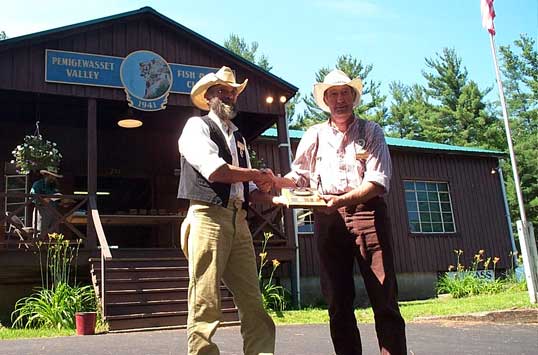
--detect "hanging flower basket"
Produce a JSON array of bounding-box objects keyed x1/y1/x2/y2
[{"x1": 11, "y1": 134, "x2": 62, "y2": 175}]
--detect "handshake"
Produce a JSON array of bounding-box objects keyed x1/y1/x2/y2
[{"x1": 252, "y1": 168, "x2": 293, "y2": 193}]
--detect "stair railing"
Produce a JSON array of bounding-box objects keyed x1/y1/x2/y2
[{"x1": 89, "y1": 196, "x2": 112, "y2": 318}]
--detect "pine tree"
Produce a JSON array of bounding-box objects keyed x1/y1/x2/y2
[
  {"x1": 499, "y1": 34, "x2": 538, "y2": 226},
  {"x1": 223, "y1": 34, "x2": 272, "y2": 71},
  {"x1": 418, "y1": 48, "x2": 501, "y2": 148},
  {"x1": 386, "y1": 82, "x2": 427, "y2": 139}
]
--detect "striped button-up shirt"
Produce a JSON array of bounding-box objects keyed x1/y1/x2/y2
[{"x1": 286, "y1": 116, "x2": 392, "y2": 195}]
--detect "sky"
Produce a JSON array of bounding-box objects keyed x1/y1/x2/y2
[{"x1": 2, "y1": 0, "x2": 537, "y2": 113}]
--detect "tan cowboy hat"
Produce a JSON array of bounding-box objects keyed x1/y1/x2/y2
[
  {"x1": 40, "y1": 167, "x2": 63, "y2": 178},
  {"x1": 190, "y1": 66, "x2": 248, "y2": 111},
  {"x1": 313, "y1": 69, "x2": 363, "y2": 113}
]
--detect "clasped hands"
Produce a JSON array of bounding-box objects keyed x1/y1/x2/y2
[
  {"x1": 253, "y1": 169, "x2": 341, "y2": 213},
  {"x1": 254, "y1": 168, "x2": 341, "y2": 213},
  {"x1": 253, "y1": 168, "x2": 276, "y2": 193},
  {"x1": 253, "y1": 168, "x2": 297, "y2": 194}
]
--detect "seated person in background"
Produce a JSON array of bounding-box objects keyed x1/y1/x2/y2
[{"x1": 30, "y1": 168, "x2": 63, "y2": 236}]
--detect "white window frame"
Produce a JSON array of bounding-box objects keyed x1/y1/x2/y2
[{"x1": 403, "y1": 180, "x2": 456, "y2": 234}]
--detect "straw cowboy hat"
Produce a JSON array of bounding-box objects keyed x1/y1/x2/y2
[
  {"x1": 313, "y1": 69, "x2": 363, "y2": 113},
  {"x1": 39, "y1": 167, "x2": 63, "y2": 179},
  {"x1": 190, "y1": 66, "x2": 248, "y2": 111}
]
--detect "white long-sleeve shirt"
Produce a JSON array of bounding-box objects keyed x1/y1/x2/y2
[{"x1": 178, "y1": 110, "x2": 257, "y2": 201}]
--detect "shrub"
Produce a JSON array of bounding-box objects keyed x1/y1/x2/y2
[
  {"x1": 258, "y1": 232, "x2": 289, "y2": 312},
  {"x1": 11, "y1": 283, "x2": 95, "y2": 329},
  {"x1": 436, "y1": 249, "x2": 504, "y2": 298},
  {"x1": 11, "y1": 233, "x2": 97, "y2": 329}
]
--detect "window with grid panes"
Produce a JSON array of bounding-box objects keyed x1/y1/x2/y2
[{"x1": 403, "y1": 180, "x2": 456, "y2": 233}]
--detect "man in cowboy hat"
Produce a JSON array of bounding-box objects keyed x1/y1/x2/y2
[
  {"x1": 273, "y1": 69, "x2": 407, "y2": 354},
  {"x1": 178, "y1": 66, "x2": 275, "y2": 355},
  {"x1": 30, "y1": 167, "x2": 63, "y2": 235}
]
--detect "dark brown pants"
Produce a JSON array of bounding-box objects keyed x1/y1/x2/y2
[{"x1": 315, "y1": 197, "x2": 407, "y2": 355}]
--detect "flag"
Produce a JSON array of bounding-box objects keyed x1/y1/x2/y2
[{"x1": 481, "y1": 0, "x2": 496, "y2": 35}]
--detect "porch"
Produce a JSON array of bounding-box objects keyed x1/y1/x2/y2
[{"x1": 0, "y1": 89, "x2": 296, "y2": 329}]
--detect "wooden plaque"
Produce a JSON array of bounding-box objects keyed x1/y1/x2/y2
[{"x1": 280, "y1": 188, "x2": 327, "y2": 208}]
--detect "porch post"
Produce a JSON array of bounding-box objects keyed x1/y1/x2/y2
[
  {"x1": 276, "y1": 114, "x2": 300, "y2": 306},
  {"x1": 86, "y1": 98, "x2": 97, "y2": 249}
]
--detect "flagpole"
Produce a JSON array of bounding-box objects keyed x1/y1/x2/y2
[{"x1": 488, "y1": 32, "x2": 538, "y2": 303}]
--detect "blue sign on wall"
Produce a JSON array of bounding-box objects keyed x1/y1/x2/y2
[
  {"x1": 46, "y1": 50, "x2": 123, "y2": 88},
  {"x1": 45, "y1": 49, "x2": 217, "y2": 111}
]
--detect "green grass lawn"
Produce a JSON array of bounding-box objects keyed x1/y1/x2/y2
[
  {"x1": 2, "y1": 290, "x2": 535, "y2": 339},
  {"x1": 0, "y1": 321, "x2": 107, "y2": 340},
  {"x1": 271, "y1": 290, "x2": 537, "y2": 325},
  {"x1": 0, "y1": 327, "x2": 75, "y2": 340}
]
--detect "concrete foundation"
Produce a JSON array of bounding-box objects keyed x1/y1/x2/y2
[{"x1": 293, "y1": 272, "x2": 437, "y2": 307}]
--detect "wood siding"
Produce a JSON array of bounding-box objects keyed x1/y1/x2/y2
[
  {"x1": 388, "y1": 149, "x2": 511, "y2": 273},
  {"x1": 0, "y1": 12, "x2": 294, "y2": 117},
  {"x1": 251, "y1": 137, "x2": 513, "y2": 275}
]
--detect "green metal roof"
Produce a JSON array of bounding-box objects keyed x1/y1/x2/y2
[
  {"x1": 262, "y1": 128, "x2": 304, "y2": 139},
  {"x1": 261, "y1": 128, "x2": 504, "y2": 157},
  {"x1": 0, "y1": 7, "x2": 298, "y2": 93}
]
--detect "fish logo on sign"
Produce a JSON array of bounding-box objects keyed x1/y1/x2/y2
[{"x1": 120, "y1": 50, "x2": 173, "y2": 111}]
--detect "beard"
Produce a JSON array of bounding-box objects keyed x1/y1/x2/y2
[{"x1": 208, "y1": 97, "x2": 237, "y2": 121}]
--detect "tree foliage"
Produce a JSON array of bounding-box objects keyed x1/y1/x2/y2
[
  {"x1": 0, "y1": 31, "x2": 7, "y2": 40},
  {"x1": 417, "y1": 48, "x2": 503, "y2": 149},
  {"x1": 223, "y1": 33, "x2": 304, "y2": 127},
  {"x1": 385, "y1": 82, "x2": 427, "y2": 139},
  {"x1": 223, "y1": 34, "x2": 272, "y2": 71},
  {"x1": 285, "y1": 92, "x2": 303, "y2": 126},
  {"x1": 499, "y1": 34, "x2": 538, "y2": 226}
]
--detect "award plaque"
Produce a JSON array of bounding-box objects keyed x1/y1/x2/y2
[{"x1": 279, "y1": 188, "x2": 327, "y2": 208}]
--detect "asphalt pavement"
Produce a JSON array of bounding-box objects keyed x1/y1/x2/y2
[{"x1": 1, "y1": 322, "x2": 537, "y2": 355}]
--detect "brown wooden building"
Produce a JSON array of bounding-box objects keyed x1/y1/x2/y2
[
  {"x1": 0, "y1": 6, "x2": 514, "y2": 330},
  {"x1": 0, "y1": 7, "x2": 297, "y2": 330},
  {"x1": 253, "y1": 129, "x2": 514, "y2": 303}
]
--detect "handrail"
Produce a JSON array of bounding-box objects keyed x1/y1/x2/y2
[
  {"x1": 89, "y1": 195, "x2": 111, "y2": 318},
  {"x1": 0, "y1": 192, "x2": 88, "y2": 242},
  {"x1": 89, "y1": 196, "x2": 112, "y2": 260}
]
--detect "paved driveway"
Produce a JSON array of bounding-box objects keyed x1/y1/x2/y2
[{"x1": 1, "y1": 322, "x2": 537, "y2": 354}]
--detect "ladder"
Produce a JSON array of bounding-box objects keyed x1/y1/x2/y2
[{"x1": 4, "y1": 173, "x2": 29, "y2": 227}]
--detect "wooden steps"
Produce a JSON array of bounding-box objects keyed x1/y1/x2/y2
[{"x1": 89, "y1": 253, "x2": 239, "y2": 331}]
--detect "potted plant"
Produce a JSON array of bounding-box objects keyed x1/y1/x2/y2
[
  {"x1": 75, "y1": 307, "x2": 97, "y2": 336},
  {"x1": 11, "y1": 134, "x2": 62, "y2": 175},
  {"x1": 74, "y1": 281, "x2": 98, "y2": 335}
]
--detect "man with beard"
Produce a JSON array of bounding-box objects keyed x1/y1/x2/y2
[
  {"x1": 273, "y1": 69, "x2": 407, "y2": 354},
  {"x1": 177, "y1": 66, "x2": 276, "y2": 355}
]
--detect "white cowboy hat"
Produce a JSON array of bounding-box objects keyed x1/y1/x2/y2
[
  {"x1": 313, "y1": 69, "x2": 363, "y2": 113},
  {"x1": 40, "y1": 168, "x2": 63, "y2": 178},
  {"x1": 190, "y1": 66, "x2": 248, "y2": 111}
]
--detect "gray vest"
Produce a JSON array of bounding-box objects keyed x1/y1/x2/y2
[{"x1": 177, "y1": 115, "x2": 249, "y2": 210}]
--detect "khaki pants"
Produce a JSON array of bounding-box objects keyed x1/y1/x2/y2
[{"x1": 181, "y1": 200, "x2": 275, "y2": 355}]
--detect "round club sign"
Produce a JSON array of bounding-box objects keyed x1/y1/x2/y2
[{"x1": 120, "y1": 50, "x2": 173, "y2": 111}]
